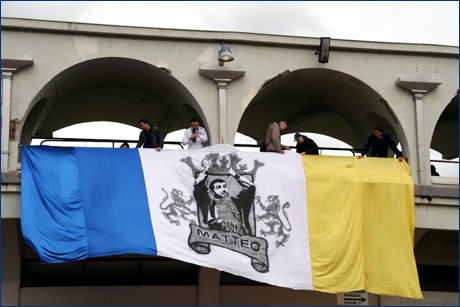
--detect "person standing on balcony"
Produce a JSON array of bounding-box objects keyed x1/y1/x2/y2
[
  {"x1": 182, "y1": 118, "x2": 208, "y2": 150},
  {"x1": 136, "y1": 119, "x2": 164, "y2": 151},
  {"x1": 358, "y1": 125, "x2": 403, "y2": 161}
]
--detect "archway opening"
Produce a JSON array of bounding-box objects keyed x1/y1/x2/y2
[
  {"x1": 22, "y1": 57, "x2": 208, "y2": 147},
  {"x1": 238, "y1": 68, "x2": 407, "y2": 158}
]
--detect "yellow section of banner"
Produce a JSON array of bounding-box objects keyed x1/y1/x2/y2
[{"x1": 303, "y1": 155, "x2": 423, "y2": 299}]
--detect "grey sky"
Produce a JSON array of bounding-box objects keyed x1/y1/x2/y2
[{"x1": 2, "y1": 1, "x2": 459, "y2": 46}]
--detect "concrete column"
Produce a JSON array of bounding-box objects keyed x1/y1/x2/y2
[
  {"x1": 413, "y1": 91, "x2": 428, "y2": 185},
  {"x1": 1, "y1": 219, "x2": 21, "y2": 306},
  {"x1": 217, "y1": 80, "x2": 230, "y2": 144},
  {"x1": 395, "y1": 78, "x2": 442, "y2": 186},
  {"x1": 198, "y1": 266, "x2": 221, "y2": 306},
  {"x1": 414, "y1": 228, "x2": 430, "y2": 246},
  {"x1": 2, "y1": 71, "x2": 13, "y2": 170},
  {"x1": 198, "y1": 65, "x2": 246, "y2": 146}
]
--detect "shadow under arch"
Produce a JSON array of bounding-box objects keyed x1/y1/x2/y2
[
  {"x1": 20, "y1": 57, "x2": 209, "y2": 146},
  {"x1": 431, "y1": 92, "x2": 458, "y2": 160},
  {"x1": 237, "y1": 67, "x2": 407, "y2": 156}
]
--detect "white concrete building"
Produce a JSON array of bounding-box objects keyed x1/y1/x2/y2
[{"x1": 2, "y1": 18, "x2": 458, "y2": 305}]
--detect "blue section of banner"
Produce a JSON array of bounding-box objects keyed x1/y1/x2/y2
[
  {"x1": 75, "y1": 147, "x2": 156, "y2": 257},
  {"x1": 21, "y1": 146, "x2": 157, "y2": 263},
  {"x1": 21, "y1": 146, "x2": 88, "y2": 263}
]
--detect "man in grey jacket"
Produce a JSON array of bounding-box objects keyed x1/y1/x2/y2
[{"x1": 264, "y1": 121, "x2": 291, "y2": 154}]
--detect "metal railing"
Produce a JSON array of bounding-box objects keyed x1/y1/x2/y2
[
  {"x1": 234, "y1": 144, "x2": 361, "y2": 156},
  {"x1": 30, "y1": 138, "x2": 459, "y2": 165},
  {"x1": 317, "y1": 147, "x2": 361, "y2": 156},
  {"x1": 34, "y1": 138, "x2": 361, "y2": 156},
  {"x1": 430, "y1": 159, "x2": 459, "y2": 164},
  {"x1": 32, "y1": 137, "x2": 362, "y2": 156},
  {"x1": 35, "y1": 137, "x2": 184, "y2": 149}
]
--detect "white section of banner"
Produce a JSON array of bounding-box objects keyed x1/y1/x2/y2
[{"x1": 139, "y1": 144, "x2": 312, "y2": 290}]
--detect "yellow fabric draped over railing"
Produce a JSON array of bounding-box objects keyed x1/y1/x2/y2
[{"x1": 303, "y1": 155, "x2": 422, "y2": 299}]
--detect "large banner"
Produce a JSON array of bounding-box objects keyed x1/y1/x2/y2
[{"x1": 20, "y1": 144, "x2": 422, "y2": 298}]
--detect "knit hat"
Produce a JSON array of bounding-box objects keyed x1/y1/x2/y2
[{"x1": 294, "y1": 133, "x2": 301, "y2": 141}]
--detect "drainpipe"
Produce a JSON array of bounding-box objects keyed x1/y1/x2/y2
[
  {"x1": 395, "y1": 78, "x2": 442, "y2": 186},
  {"x1": 199, "y1": 65, "x2": 246, "y2": 144}
]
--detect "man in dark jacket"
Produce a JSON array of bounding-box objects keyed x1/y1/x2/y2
[
  {"x1": 136, "y1": 119, "x2": 164, "y2": 151},
  {"x1": 294, "y1": 133, "x2": 319, "y2": 155},
  {"x1": 358, "y1": 125, "x2": 403, "y2": 161}
]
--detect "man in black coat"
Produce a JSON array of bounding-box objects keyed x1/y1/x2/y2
[
  {"x1": 294, "y1": 133, "x2": 319, "y2": 155},
  {"x1": 136, "y1": 119, "x2": 164, "y2": 151},
  {"x1": 358, "y1": 125, "x2": 404, "y2": 161}
]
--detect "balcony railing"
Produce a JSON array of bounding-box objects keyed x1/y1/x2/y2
[{"x1": 31, "y1": 137, "x2": 459, "y2": 169}]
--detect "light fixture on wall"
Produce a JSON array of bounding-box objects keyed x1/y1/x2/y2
[
  {"x1": 315, "y1": 37, "x2": 331, "y2": 64},
  {"x1": 218, "y1": 43, "x2": 234, "y2": 66}
]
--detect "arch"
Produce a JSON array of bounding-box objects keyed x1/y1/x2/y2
[
  {"x1": 20, "y1": 57, "x2": 208, "y2": 146},
  {"x1": 237, "y1": 68, "x2": 408, "y2": 157},
  {"x1": 431, "y1": 93, "x2": 459, "y2": 160}
]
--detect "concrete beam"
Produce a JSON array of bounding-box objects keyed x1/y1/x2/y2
[
  {"x1": 415, "y1": 204, "x2": 458, "y2": 230},
  {"x1": 414, "y1": 184, "x2": 459, "y2": 199}
]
